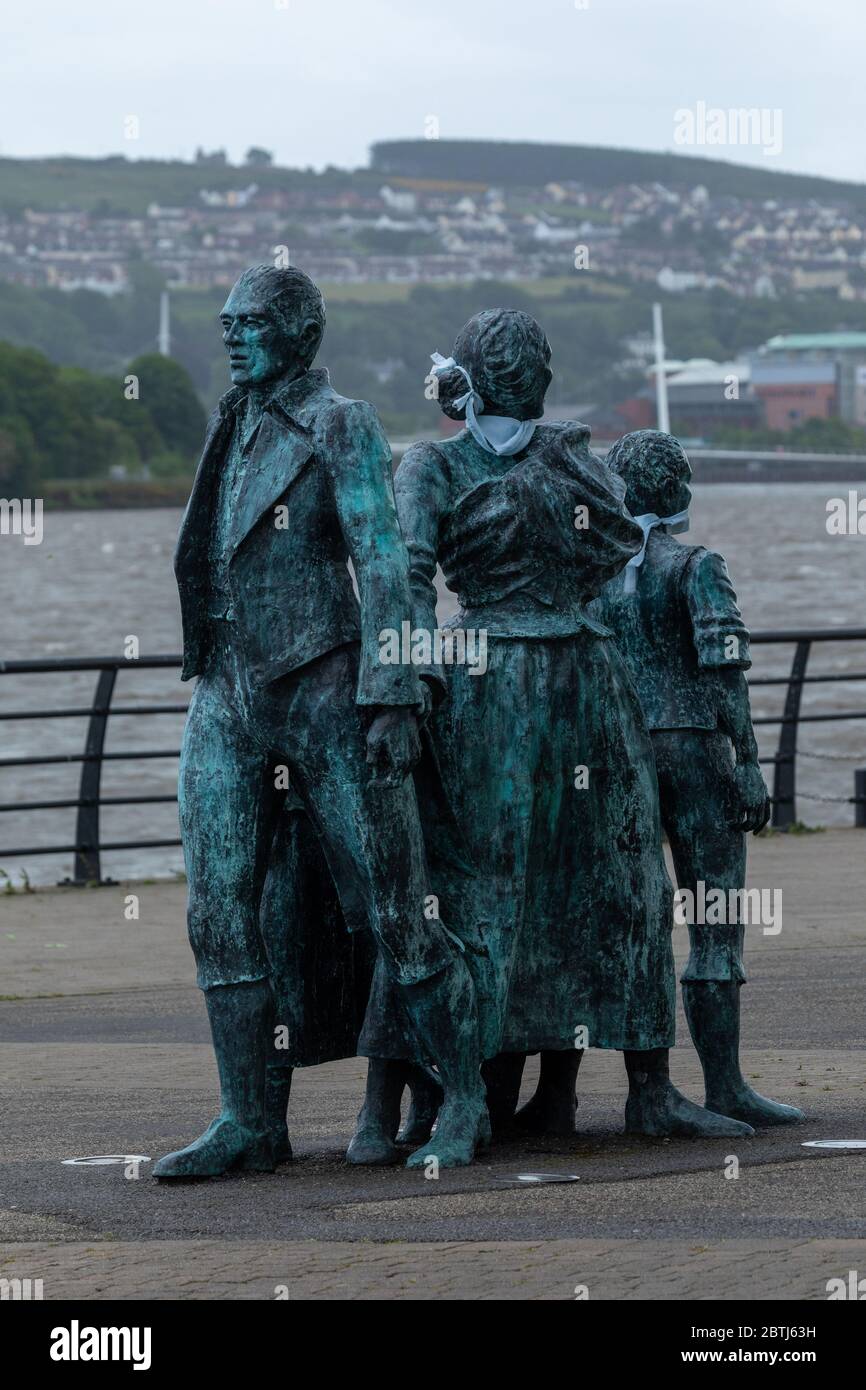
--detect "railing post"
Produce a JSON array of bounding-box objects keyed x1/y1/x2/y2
[
  {"x1": 855, "y1": 769, "x2": 866, "y2": 828},
  {"x1": 71, "y1": 665, "x2": 117, "y2": 884},
  {"x1": 772, "y1": 640, "x2": 811, "y2": 830}
]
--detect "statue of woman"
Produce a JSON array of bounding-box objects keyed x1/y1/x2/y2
[{"x1": 348, "y1": 309, "x2": 754, "y2": 1163}]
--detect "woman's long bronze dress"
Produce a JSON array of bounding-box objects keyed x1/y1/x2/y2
[{"x1": 360, "y1": 421, "x2": 677, "y2": 1061}]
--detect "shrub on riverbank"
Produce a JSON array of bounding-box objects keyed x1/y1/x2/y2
[{"x1": 41, "y1": 476, "x2": 191, "y2": 509}]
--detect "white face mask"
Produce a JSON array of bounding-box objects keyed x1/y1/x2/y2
[{"x1": 429, "y1": 354, "x2": 539, "y2": 457}]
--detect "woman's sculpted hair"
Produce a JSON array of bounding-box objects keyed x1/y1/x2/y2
[{"x1": 435, "y1": 309, "x2": 551, "y2": 421}]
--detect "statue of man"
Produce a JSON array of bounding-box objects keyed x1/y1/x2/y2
[
  {"x1": 154, "y1": 264, "x2": 486, "y2": 1179},
  {"x1": 590, "y1": 429, "x2": 803, "y2": 1126}
]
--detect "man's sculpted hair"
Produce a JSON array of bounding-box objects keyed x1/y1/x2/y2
[{"x1": 234, "y1": 264, "x2": 326, "y2": 363}]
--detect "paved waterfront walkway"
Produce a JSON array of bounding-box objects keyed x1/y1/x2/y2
[{"x1": 0, "y1": 831, "x2": 864, "y2": 1300}]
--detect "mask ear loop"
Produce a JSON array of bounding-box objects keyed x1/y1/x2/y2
[
  {"x1": 428, "y1": 353, "x2": 537, "y2": 457},
  {"x1": 429, "y1": 352, "x2": 483, "y2": 419}
]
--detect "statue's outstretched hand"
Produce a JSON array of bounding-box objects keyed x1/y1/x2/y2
[
  {"x1": 728, "y1": 760, "x2": 771, "y2": 834},
  {"x1": 366, "y1": 707, "x2": 422, "y2": 789}
]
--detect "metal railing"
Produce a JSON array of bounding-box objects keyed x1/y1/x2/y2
[
  {"x1": 1, "y1": 627, "x2": 864, "y2": 885},
  {"x1": 749, "y1": 626, "x2": 866, "y2": 830},
  {"x1": 0, "y1": 655, "x2": 185, "y2": 885}
]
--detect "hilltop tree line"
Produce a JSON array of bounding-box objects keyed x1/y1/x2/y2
[{"x1": 370, "y1": 139, "x2": 866, "y2": 209}]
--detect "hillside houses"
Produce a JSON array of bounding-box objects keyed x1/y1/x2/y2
[{"x1": 2, "y1": 169, "x2": 866, "y2": 300}]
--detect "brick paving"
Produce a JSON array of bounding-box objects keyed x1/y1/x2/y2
[{"x1": 0, "y1": 831, "x2": 864, "y2": 1300}]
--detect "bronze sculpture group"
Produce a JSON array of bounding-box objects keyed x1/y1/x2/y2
[{"x1": 154, "y1": 266, "x2": 803, "y2": 1180}]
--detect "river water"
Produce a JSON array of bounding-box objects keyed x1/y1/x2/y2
[{"x1": 2, "y1": 483, "x2": 864, "y2": 883}]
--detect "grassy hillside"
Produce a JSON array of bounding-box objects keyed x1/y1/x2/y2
[
  {"x1": 3, "y1": 142, "x2": 866, "y2": 215},
  {"x1": 0, "y1": 157, "x2": 375, "y2": 216},
  {"x1": 371, "y1": 139, "x2": 866, "y2": 205}
]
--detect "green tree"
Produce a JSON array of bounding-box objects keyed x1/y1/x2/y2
[
  {"x1": 0, "y1": 343, "x2": 93, "y2": 479},
  {"x1": 124, "y1": 353, "x2": 206, "y2": 459},
  {"x1": 59, "y1": 365, "x2": 160, "y2": 464},
  {"x1": 787, "y1": 416, "x2": 866, "y2": 452},
  {"x1": 0, "y1": 418, "x2": 39, "y2": 494}
]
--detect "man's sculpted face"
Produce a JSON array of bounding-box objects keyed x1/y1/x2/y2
[{"x1": 219, "y1": 282, "x2": 310, "y2": 388}]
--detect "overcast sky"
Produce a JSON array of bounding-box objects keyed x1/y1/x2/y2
[{"x1": 1, "y1": 0, "x2": 863, "y2": 183}]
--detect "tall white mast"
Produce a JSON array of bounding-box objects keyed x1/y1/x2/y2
[
  {"x1": 158, "y1": 291, "x2": 171, "y2": 358},
  {"x1": 652, "y1": 301, "x2": 670, "y2": 433}
]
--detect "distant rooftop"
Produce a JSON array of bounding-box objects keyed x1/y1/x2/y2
[
  {"x1": 763, "y1": 332, "x2": 866, "y2": 352},
  {"x1": 666, "y1": 359, "x2": 750, "y2": 387}
]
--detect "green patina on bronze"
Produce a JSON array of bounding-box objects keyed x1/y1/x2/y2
[
  {"x1": 351, "y1": 312, "x2": 760, "y2": 1157},
  {"x1": 154, "y1": 281, "x2": 798, "y2": 1183},
  {"x1": 584, "y1": 429, "x2": 803, "y2": 1127},
  {"x1": 154, "y1": 266, "x2": 488, "y2": 1180}
]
